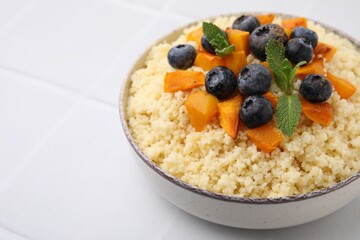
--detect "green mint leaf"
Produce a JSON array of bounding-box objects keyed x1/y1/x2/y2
[
  {"x1": 281, "y1": 59, "x2": 293, "y2": 77},
  {"x1": 209, "y1": 33, "x2": 228, "y2": 50},
  {"x1": 266, "y1": 38, "x2": 285, "y2": 63},
  {"x1": 281, "y1": 58, "x2": 294, "y2": 94},
  {"x1": 215, "y1": 45, "x2": 235, "y2": 57},
  {"x1": 266, "y1": 40, "x2": 308, "y2": 137},
  {"x1": 276, "y1": 94, "x2": 302, "y2": 136},
  {"x1": 266, "y1": 39, "x2": 288, "y2": 92},
  {"x1": 289, "y1": 60, "x2": 307, "y2": 84},
  {"x1": 202, "y1": 22, "x2": 233, "y2": 57},
  {"x1": 202, "y1": 22, "x2": 222, "y2": 41}
]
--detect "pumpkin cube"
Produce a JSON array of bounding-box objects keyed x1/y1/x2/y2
[
  {"x1": 300, "y1": 97, "x2": 332, "y2": 126},
  {"x1": 218, "y1": 94, "x2": 243, "y2": 138},
  {"x1": 314, "y1": 42, "x2": 337, "y2": 62},
  {"x1": 245, "y1": 123, "x2": 283, "y2": 153},
  {"x1": 225, "y1": 28, "x2": 250, "y2": 55},
  {"x1": 194, "y1": 52, "x2": 225, "y2": 71},
  {"x1": 164, "y1": 71, "x2": 205, "y2": 92},
  {"x1": 224, "y1": 51, "x2": 247, "y2": 76},
  {"x1": 185, "y1": 90, "x2": 219, "y2": 131},
  {"x1": 257, "y1": 14, "x2": 275, "y2": 25},
  {"x1": 327, "y1": 71, "x2": 356, "y2": 99}
]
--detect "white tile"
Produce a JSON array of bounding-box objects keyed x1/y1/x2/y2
[
  {"x1": 0, "y1": 0, "x2": 33, "y2": 31},
  {"x1": 0, "y1": 70, "x2": 74, "y2": 184},
  {"x1": 0, "y1": 102, "x2": 178, "y2": 240},
  {"x1": 91, "y1": 13, "x2": 194, "y2": 105},
  {"x1": 307, "y1": 1, "x2": 360, "y2": 40},
  {"x1": 160, "y1": 196, "x2": 360, "y2": 240},
  {"x1": 0, "y1": 228, "x2": 28, "y2": 240},
  {"x1": 166, "y1": 0, "x2": 315, "y2": 19},
  {"x1": 124, "y1": 0, "x2": 172, "y2": 10},
  {"x1": 0, "y1": 0, "x2": 155, "y2": 92},
  {"x1": 165, "y1": 0, "x2": 360, "y2": 41}
]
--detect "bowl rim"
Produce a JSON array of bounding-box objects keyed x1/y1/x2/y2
[{"x1": 119, "y1": 12, "x2": 360, "y2": 204}]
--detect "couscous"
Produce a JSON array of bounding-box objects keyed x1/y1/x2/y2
[{"x1": 126, "y1": 15, "x2": 360, "y2": 197}]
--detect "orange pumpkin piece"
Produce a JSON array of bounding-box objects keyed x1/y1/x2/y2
[
  {"x1": 245, "y1": 123, "x2": 283, "y2": 153},
  {"x1": 185, "y1": 90, "x2": 219, "y2": 131},
  {"x1": 218, "y1": 94, "x2": 243, "y2": 138},
  {"x1": 263, "y1": 92, "x2": 278, "y2": 109},
  {"x1": 281, "y1": 17, "x2": 307, "y2": 30},
  {"x1": 224, "y1": 51, "x2": 247, "y2": 76},
  {"x1": 164, "y1": 71, "x2": 205, "y2": 92},
  {"x1": 284, "y1": 27, "x2": 292, "y2": 38},
  {"x1": 314, "y1": 42, "x2": 337, "y2": 61},
  {"x1": 260, "y1": 61, "x2": 270, "y2": 70},
  {"x1": 257, "y1": 14, "x2": 275, "y2": 25},
  {"x1": 327, "y1": 71, "x2": 356, "y2": 99},
  {"x1": 187, "y1": 27, "x2": 204, "y2": 52},
  {"x1": 226, "y1": 28, "x2": 250, "y2": 55},
  {"x1": 296, "y1": 59, "x2": 325, "y2": 78},
  {"x1": 194, "y1": 52, "x2": 225, "y2": 71},
  {"x1": 300, "y1": 97, "x2": 332, "y2": 126}
]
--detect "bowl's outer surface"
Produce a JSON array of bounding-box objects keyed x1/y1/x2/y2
[
  {"x1": 119, "y1": 13, "x2": 360, "y2": 229},
  {"x1": 133, "y1": 151, "x2": 360, "y2": 229}
]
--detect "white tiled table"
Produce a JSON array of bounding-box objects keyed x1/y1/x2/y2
[{"x1": 1, "y1": 0, "x2": 360, "y2": 239}]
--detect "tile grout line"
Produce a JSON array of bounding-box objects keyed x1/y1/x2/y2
[
  {"x1": 0, "y1": 226, "x2": 35, "y2": 240},
  {"x1": 0, "y1": 0, "x2": 173, "y2": 113},
  {"x1": 86, "y1": 0, "x2": 190, "y2": 97},
  {"x1": 0, "y1": 65, "x2": 117, "y2": 110},
  {"x1": 0, "y1": 3, "x2": 163, "y2": 198},
  {"x1": 0, "y1": 0, "x2": 193, "y2": 197},
  {"x1": 0, "y1": 65, "x2": 84, "y2": 97},
  {"x1": 66, "y1": 1, "x2": 168, "y2": 106},
  {"x1": 0, "y1": 0, "x2": 194, "y2": 113},
  {"x1": 0, "y1": 0, "x2": 40, "y2": 35},
  {"x1": 0, "y1": 69, "x2": 110, "y2": 197},
  {"x1": 0, "y1": 93, "x2": 86, "y2": 197}
]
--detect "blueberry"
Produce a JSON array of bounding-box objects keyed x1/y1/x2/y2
[
  {"x1": 240, "y1": 95, "x2": 273, "y2": 129},
  {"x1": 285, "y1": 38, "x2": 313, "y2": 64},
  {"x1": 249, "y1": 24, "x2": 288, "y2": 61},
  {"x1": 201, "y1": 35, "x2": 216, "y2": 54},
  {"x1": 232, "y1": 15, "x2": 260, "y2": 33},
  {"x1": 167, "y1": 44, "x2": 196, "y2": 69},
  {"x1": 205, "y1": 66, "x2": 237, "y2": 100},
  {"x1": 238, "y1": 64, "x2": 272, "y2": 95},
  {"x1": 299, "y1": 74, "x2": 332, "y2": 103},
  {"x1": 290, "y1": 26, "x2": 318, "y2": 48},
  {"x1": 201, "y1": 30, "x2": 227, "y2": 55}
]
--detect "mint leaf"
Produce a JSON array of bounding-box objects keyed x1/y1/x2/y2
[
  {"x1": 266, "y1": 39, "x2": 308, "y2": 95},
  {"x1": 281, "y1": 58, "x2": 293, "y2": 94},
  {"x1": 209, "y1": 33, "x2": 228, "y2": 50},
  {"x1": 289, "y1": 60, "x2": 307, "y2": 84},
  {"x1": 266, "y1": 38, "x2": 285, "y2": 63},
  {"x1": 203, "y1": 22, "x2": 233, "y2": 57},
  {"x1": 215, "y1": 45, "x2": 235, "y2": 57},
  {"x1": 276, "y1": 94, "x2": 302, "y2": 136},
  {"x1": 203, "y1": 22, "x2": 221, "y2": 41},
  {"x1": 266, "y1": 39, "x2": 288, "y2": 92}
]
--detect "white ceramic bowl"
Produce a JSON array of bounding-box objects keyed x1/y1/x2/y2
[{"x1": 119, "y1": 13, "x2": 360, "y2": 229}]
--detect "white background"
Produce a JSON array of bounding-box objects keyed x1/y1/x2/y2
[{"x1": 1, "y1": 0, "x2": 360, "y2": 239}]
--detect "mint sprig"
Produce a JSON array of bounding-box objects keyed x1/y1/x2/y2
[
  {"x1": 265, "y1": 39, "x2": 306, "y2": 136},
  {"x1": 202, "y1": 22, "x2": 234, "y2": 57},
  {"x1": 276, "y1": 95, "x2": 302, "y2": 137}
]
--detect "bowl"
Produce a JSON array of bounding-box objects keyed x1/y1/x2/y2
[{"x1": 119, "y1": 13, "x2": 360, "y2": 229}]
